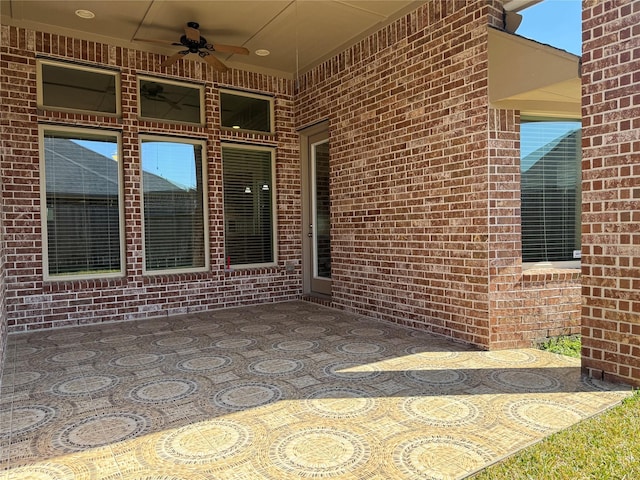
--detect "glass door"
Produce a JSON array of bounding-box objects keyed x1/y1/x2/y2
[{"x1": 310, "y1": 139, "x2": 331, "y2": 295}]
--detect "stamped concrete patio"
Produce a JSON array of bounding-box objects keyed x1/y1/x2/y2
[{"x1": 0, "y1": 301, "x2": 631, "y2": 479}]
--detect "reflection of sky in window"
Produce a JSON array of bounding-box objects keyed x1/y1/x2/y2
[
  {"x1": 141, "y1": 142, "x2": 196, "y2": 189},
  {"x1": 521, "y1": 121, "x2": 580, "y2": 171},
  {"x1": 73, "y1": 139, "x2": 197, "y2": 189}
]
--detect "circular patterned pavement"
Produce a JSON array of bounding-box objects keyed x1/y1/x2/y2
[
  {"x1": 213, "y1": 338, "x2": 257, "y2": 349},
  {"x1": 99, "y1": 334, "x2": 139, "y2": 345},
  {"x1": 405, "y1": 368, "x2": 468, "y2": 386},
  {"x1": 157, "y1": 419, "x2": 252, "y2": 465},
  {"x1": 4, "y1": 370, "x2": 43, "y2": 387},
  {"x1": 305, "y1": 387, "x2": 375, "y2": 418},
  {"x1": 405, "y1": 345, "x2": 459, "y2": 360},
  {"x1": 401, "y1": 397, "x2": 480, "y2": 427},
  {"x1": 490, "y1": 370, "x2": 560, "y2": 392},
  {"x1": 323, "y1": 361, "x2": 382, "y2": 381},
  {"x1": 249, "y1": 358, "x2": 304, "y2": 376},
  {"x1": 153, "y1": 336, "x2": 197, "y2": 348},
  {"x1": 109, "y1": 353, "x2": 165, "y2": 368},
  {"x1": 336, "y1": 342, "x2": 384, "y2": 356},
  {"x1": 212, "y1": 383, "x2": 282, "y2": 411},
  {"x1": 347, "y1": 327, "x2": 386, "y2": 337},
  {"x1": 1, "y1": 464, "x2": 78, "y2": 479},
  {"x1": 176, "y1": 355, "x2": 232, "y2": 372},
  {"x1": 130, "y1": 379, "x2": 198, "y2": 404},
  {"x1": 58, "y1": 413, "x2": 147, "y2": 449},
  {"x1": 393, "y1": 436, "x2": 494, "y2": 479},
  {"x1": 270, "y1": 426, "x2": 370, "y2": 478},
  {"x1": 274, "y1": 340, "x2": 319, "y2": 352},
  {"x1": 507, "y1": 398, "x2": 584, "y2": 432},
  {"x1": 49, "y1": 350, "x2": 98, "y2": 364},
  {"x1": 52, "y1": 375, "x2": 119, "y2": 396},
  {"x1": 482, "y1": 350, "x2": 538, "y2": 365},
  {"x1": 293, "y1": 325, "x2": 328, "y2": 335},
  {"x1": 0, "y1": 406, "x2": 55, "y2": 437}
]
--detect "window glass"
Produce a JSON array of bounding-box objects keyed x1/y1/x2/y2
[
  {"x1": 38, "y1": 60, "x2": 119, "y2": 115},
  {"x1": 138, "y1": 77, "x2": 204, "y2": 124},
  {"x1": 222, "y1": 146, "x2": 275, "y2": 267},
  {"x1": 521, "y1": 120, "x2": 581, "y2": 263},
  {"x1": 220, "y1": 90, "x2": 273, "y2": 133},
  {"x1": 141, "y1": 138, "x2": 207, "y2": 272},
  {"x1": 42, "y1": 128, "x2": 123, "y2": 278}
]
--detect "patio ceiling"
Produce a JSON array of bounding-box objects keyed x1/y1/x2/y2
[{"x1": 0, "y1": 0, "x2": 425, "y2": 78}]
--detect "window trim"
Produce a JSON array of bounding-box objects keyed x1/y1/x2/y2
[
  {"x1": 39, "y1": 125, "x2": 125, "y2": 281},
  {"x1": 219, "y1": 88, "x2": 275, "y2": 134},
  {"x1": 137, "y1": 76, "x2": 205, "y2": 126},
  {"x1": 139, "y1": 134, "x2": 210, "y2": 276},
  {"x1": 520, "y1": 116, "x2": 582, "y2": 271},
  {"x1": 222, "y1": 143, "x2": 278, "y2": 269},
  {"x1": 36, "y1": 58, "x2": 121, "y2": 117}
]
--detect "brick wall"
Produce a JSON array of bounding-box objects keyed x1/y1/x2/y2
[
  {"x1": 487, "y1": 109, "x2": 581, "y2": 348},
  {"x1": 581, "y1": 0, "x2": 640, "y2": 386},
  {"x1": 1, "y1": 1, "x2": 587, "y2": 355},
  {"x1": 0, "y1": 25, "x2": 301, "y2": 333},
  {"x1": 295, "y1": 0, "x2": 581, "y2": 349}
]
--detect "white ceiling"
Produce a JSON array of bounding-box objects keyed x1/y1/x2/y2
[{"x1": 1, "y1": 0, "x2": 426, "y2": 77}]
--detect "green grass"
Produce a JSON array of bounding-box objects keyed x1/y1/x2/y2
[
  {"x1": 538, "y1": 334, "x2": 582, "y2": 358},
  {"x1": 471, "y1": 390, "x2": 640, "y2": 479},
  {"x1": 472, "y1": 334, "x2": 636, "y2": 479}
]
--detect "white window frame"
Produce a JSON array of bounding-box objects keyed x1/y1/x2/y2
[
  {"x1": 219, "y1": 88, "x2": 275, "y2": 134},
  {"x1": 222, "y1": 143, "x2": 278, "y2": 269},
  {"x1": 520, "y1": 117, "x2": 581, "y2": 271},
  {"x1": 39, "y1": 125, "x2": 125, "y2": 281},
  {"x1": 140, "y1": 135, "x2": 210, "y2": 275},
  {"x1": 36, "y1": 59, "x2": 121, "y2": 116}
]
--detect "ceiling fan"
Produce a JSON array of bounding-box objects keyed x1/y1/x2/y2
[{"x1": 135, "y1": 22, "x2": 249, "y2": 72}]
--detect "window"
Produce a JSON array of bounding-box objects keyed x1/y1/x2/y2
[
  {"x1": 138, "y1": 76, "x2": 204, "y2": 125},
  {"x1": 520, "y1": 119, "x2": 581, "y2": 265},
  {"x1": 220, "y1": 89, "x2": 274, "y2": 133},
  {"x1": 40, "y1": 127, "x2": 123, "y2": 279},
  {"x1": 222, "y1": 145, "x2": 276, "y2": 267},
  {"x1": 37, "y1": 59, "x2": 120, "y2": 115},
  {"x1": 141, "y1": 137, "x2": 208, "y2": 273}
]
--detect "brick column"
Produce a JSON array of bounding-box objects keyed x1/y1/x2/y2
[{"x1": 581, "y1": 0, "x2": 640, "y2": 386}]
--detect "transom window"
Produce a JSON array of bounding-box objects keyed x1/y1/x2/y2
[
  {"x1": 138, "y1": 76, "x2": 204, "y2": 125},
  {"x1": 220, "y1": 89, "x2": 274, "y2": 133},
  {"x1": 37, "y1": 59, "x2": 120, "y2": 115},
  {"x1": 520, "y1": 119, "x2": 582, "y2": 266},
  {"x1": 141, "y1": 137, "x2": 208, "y2": 273},
  {"x1": 222, "y1": 145, "x2": 276, "y2": 267},
  {"x1": 40, "y1": 126, "x2": 124, "y2": 279}
]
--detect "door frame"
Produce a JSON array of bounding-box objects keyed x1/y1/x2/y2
[{"x1": 300, "y1": 120, "x2": 331, "y2": 297}]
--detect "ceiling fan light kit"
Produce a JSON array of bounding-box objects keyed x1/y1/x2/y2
[{"x1": 136, "y1": 22, "x2": 249, "y2": 72}]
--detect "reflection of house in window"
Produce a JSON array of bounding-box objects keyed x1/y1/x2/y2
[
  {"x1": 521, "y1": 128, "x2": 581, "y2": 262},
  {"x1": 142, "y1": 150, "x2": 205, "y2": 272},
  {"x1": 44, "y1": 137, "x2": 121, "y2": 275}
]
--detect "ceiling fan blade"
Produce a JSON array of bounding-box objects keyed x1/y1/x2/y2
[
  {"x1": 200, "y1": 52, "x2": 228, "y2": 73},
  {"x1": 207, "y1": 43, "x2": 250, "y2": 55},
  {"x1": 161, "y1": 51, "x2": 188, "y2": 67},
  {"x1": 184, "y1": 23, "x2": 200, "y2": 42}
]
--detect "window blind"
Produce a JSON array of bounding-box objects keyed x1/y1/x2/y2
[
  {"x1": 222, "y1": 146, "x2": 274, "y2": 266},
  {"x1": 141, "y1": 139, "x2": 206, "y2": 272},
  {"x1": 43, "y1": 131, "x2": 122, "y2": 276},
  {"x1": 520, "y1": 120, "x2": 581, "y2": 262}
]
